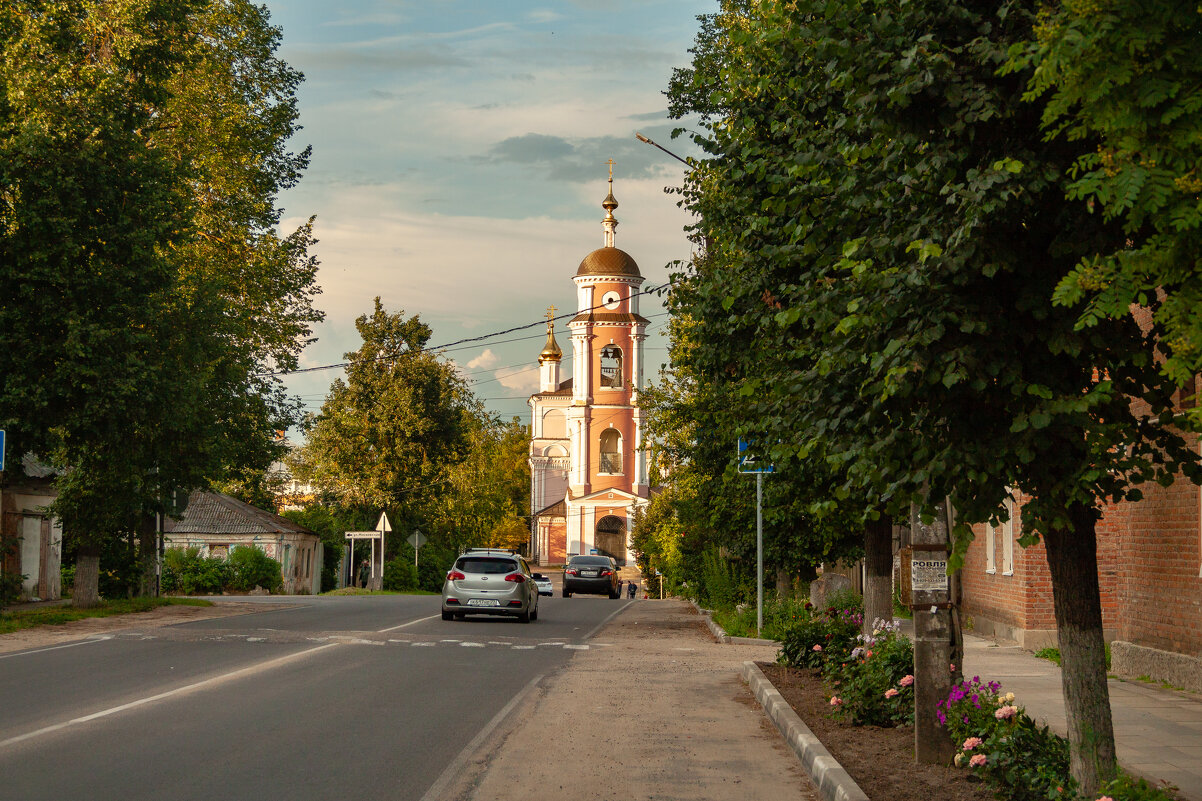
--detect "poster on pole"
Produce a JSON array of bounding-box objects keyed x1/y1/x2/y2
[{"x1": 910, "y1": 553, "x2": 949, "y2": 593}]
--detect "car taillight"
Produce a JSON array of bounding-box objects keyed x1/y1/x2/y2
[
  {"x1": 504, "y1": 572, "x2": 526, "y2": 583},
  {"x1": 448, "y1": 570, "x2": 466, "y2": 581},
  {"x1": 565, "y1": 568, "x2": 577, "y2": 576},
  {"x1": 601, "y1": 569, "x2": 613, "y2": 576}
]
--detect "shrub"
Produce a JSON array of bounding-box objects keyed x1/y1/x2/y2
[
  {"x1": 778, "y1": 607, "x2": 861, "y2": 669},
  {"x1": 826, "y1": 628, "x2": 915, "y2": 727},
  {"x1": 943, "y1": 678, "x2": 1073, "y2": 801},
  {"x1": 383, "y1": 557, "x2": 419, "y2": 591},
  {"x1": 227, "y1": 546, "x2": 282, "y2": 593},
  {"x1": 162, "y1": 548, "x2": 232, "y2": 595},
  {"x1": 698, "y1": 546, "x2": 740, "y2": 610}
]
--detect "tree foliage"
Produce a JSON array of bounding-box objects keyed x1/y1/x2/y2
[
  {"x1": 0, "y1": 0, "x2": 322, "y2": 604},
  {"x1": 665, "y1": 0, "x2": 1202, "y2": 791}
]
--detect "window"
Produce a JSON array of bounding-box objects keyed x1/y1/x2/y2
[
  {"x1": 985, "y1": 524, "x2": 996, "y2": 574},
  {"x1": 1001, "y1": 498, "x2": 1015, "y2": 576},
  {"x1": 599, "y1": 429, "x2": 622, "y2": 474},
  {"x1": 600, "y1": 346, "x2": 622, "y2": 388}
]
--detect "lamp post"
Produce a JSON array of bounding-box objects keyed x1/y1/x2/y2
[{"x1": 635, "y1": 132, "x2": 690, "y2": 167}]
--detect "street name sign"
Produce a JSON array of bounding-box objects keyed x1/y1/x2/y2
[
  {"x1": 0, "y1": 429, "x2": 5, "y2": 472},
  {"x1": 737, "y1": 438, "x2": 775, "y2": 474},
  {"x1": 344, "y1": 531, "x2": 379, "y2": 540}
]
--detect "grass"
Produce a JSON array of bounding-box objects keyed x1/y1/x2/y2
[
  {"x1": 0, "y1": 597, "x2": 212, "y2": 635},
  {"x1": 321, "y1": 587, "x2": 438, "y2": 596},
  {"x1": 711, "y1": 597, "x2": 814, "y2": 640},
  {"x1": 1033, "y1": 644, "x2": 1113, "y2": 670}
]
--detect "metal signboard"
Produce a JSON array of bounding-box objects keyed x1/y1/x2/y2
[
  {"x1": 0, "y1": 429, "x2": 5, "y2": 472},
  {"x1": 737, "y1": 438, "x2": 775, "y2": 474},
  {"x1": 344, "y1": 531, "x2": 380, "y2": 540},
  {"x1": 407, "y1": 530, "x2": 427, "y2": 549}
]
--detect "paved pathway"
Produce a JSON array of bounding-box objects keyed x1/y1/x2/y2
[{"x1": 962, "y1": 633, "x2": 1202, "y2": 801}]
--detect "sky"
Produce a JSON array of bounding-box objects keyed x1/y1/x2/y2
[{"x1": 263, "y1": 0, "x2": 713, "y2": 428}]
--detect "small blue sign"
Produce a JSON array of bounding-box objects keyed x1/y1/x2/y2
[
  {"x1": 737, "y1": 438, "x2": 775, "y2": 474},
  {"x1": 0, "y1": 429, "x2": 5, "y2": 472}
]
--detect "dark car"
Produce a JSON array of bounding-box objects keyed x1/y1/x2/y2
[{"x1": 562, "y1": 555, "x2": 620, "y2": 598}]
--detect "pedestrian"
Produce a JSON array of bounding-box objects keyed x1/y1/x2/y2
[
  {"x1": 358, "y1": 559, "x2": 369, "y2": 588},
  {"x1": 627, "y1": 581, "x2": 637, "y2": 599}
]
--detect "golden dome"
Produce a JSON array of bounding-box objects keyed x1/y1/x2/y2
[
  {"x1": 539, "y1": 325, "x2": 562, "y2": 361},
  {"x1": 576, "y1": 246, "x2": 641, "y2": 278}
]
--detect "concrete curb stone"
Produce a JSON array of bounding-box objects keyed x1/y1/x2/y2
[{"x1": 742, "y1": 660, "x2": 871, "y2": 801}]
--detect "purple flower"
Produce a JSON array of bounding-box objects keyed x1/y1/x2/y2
[{"x1": 937, "y1": 710, "x2": 947, "y2": 725}]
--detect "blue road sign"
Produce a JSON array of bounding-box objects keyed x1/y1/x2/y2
[
  {"x1": 0, "y1": 429, "x2": 5, "y2": 472},
  {"x1": 737, "y1": 438, "x2": 775, "y2": 474}
]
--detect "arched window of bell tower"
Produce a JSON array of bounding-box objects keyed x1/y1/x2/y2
[
  {"x1": 599, "y1": 429, "x2": 622, "y2": 474},
  {"x1": 600, "y1": 345, "x2": 623, "y2": 389}
]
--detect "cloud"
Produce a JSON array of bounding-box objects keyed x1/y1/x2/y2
[
  {"x1": 481, "y1": 129, "x2": 691, "y2": 183},
  {"x1": 467, "y1": 349, "x2": 499, "y2": 369},
  {"x1": 495, "y1": 365, "x2": 540, "y2": 393}
]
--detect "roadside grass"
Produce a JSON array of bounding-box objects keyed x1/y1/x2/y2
[
  {"x1": 712, "y1": 597, "x2": 813, "y2": 641},
  {"x1": 0, "y1": 597, "x2": 212, "y2": 635},
  {"x1": 1034, "y1": 644, "x2": 1112, "y2": 670},
  {"x1": 321, "y1": 587, "x2": 438, "y2": 597}
]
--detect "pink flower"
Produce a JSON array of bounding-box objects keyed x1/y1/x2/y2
[
  {"x1": 969, "y1": 754, "x2": 987, "y2": 768},
  {"x1": 961, "y1": 737, "x2": 983, "y2": 750},
  {"x1": 812, "y1": 644, "x2": 823, "y2": 652},
  {"x1": 865, "y1": 650, "x2": 873, "y2": 658},
  {"x1": 899, "y1": 675, "x2": 915, "y2": 687},
  {"x1": 994, "y1": 705, "x2": 1018, "y2": 720},
  {"x1": 884, "y1": 688, "x2": 899, "y2": 699},
  {"x1": 829, "y1": 696, "x2": 842, "y2": 706},
  {"x1": 950, "y1": 663, "x2": 956, "y2": 671}
]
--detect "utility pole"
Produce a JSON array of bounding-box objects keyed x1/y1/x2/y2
[{"x1": 910, "y1": 495, "x2": 956, "y2": 764}]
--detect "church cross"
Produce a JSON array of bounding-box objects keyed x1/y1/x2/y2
[
  {"x1": 545, "y1": 305, "x2": 557, "y2": 323},
  {"x1": 605, "y1": 158, "x2": 615, "y2": 180}
]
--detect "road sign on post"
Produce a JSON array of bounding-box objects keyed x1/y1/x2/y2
[
  {"x1": 408, "y1": 528, "x2": 426, "y2": 567},
  {"x1": 737, "y1": 438, "x2": 775, "y2": 637},
  {"x1": 0, "y1": 429, "x2": 5, "y2": 471}
]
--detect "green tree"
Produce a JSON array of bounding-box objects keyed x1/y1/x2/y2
[
  {"x1": 1018, "y1": 0, "x2": 1202, "y2": 387},
  {"x1": 292, "y1": 299, "x2": 479, "y2": 534},
  {"x1": 0, "y1": 0, "x2": 321, "y2": 606},
  {"x1": 667, "y1": 0, "x2": 1201, "y2": 791}
]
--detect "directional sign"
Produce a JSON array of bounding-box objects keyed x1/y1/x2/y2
[
  {"x1": 0, "y1": 429, "x2": 5, "y2": 472},
  {"x1": 375, "y1": 512, "x2": 392, "y2": 533},
  {"x1": 407, "y1": 529, "x2": 427, "y2": 549},
  {"x1": 737, "y1": 438, "x2": 775, "y2": 474},
  {"x1": 344, "y1": 531, "x2": 380, "y2": 540}
]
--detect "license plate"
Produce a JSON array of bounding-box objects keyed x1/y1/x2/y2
[
  {"x1": 582, "y1": 570, "x2": 598, "y2": 577},
  {"x1": 467, "y1": 599, "x2": 500, "y2": 607}
]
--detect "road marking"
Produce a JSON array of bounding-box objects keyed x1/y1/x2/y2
[
  {"x1": 0, "y1": 643, "x2": 340, "y2": 751},
  {"x1": 564, "y1": 644, "x2": 589, "y2": 650},
  {"x1": 412, "y1": 642, "x2": 436, "y2": 647},
  {"x1": 512, "y1": 645, "x2": 536, "y2": 650},
  {"x1": 0, "y1": 636, "x2": 111, "y2": 661},
  {"x1": 581, "y1": 601, "x2": 633, "y2": 642},
  {"x1": 376, "y1": 614, "x2": 439, "y2": 633},
  {"x1": 417, "y1": 673, "x2": 543, "y2": 801},
  {"x1": 460, "y1": 642, "x2": 485, "y2": 648}
]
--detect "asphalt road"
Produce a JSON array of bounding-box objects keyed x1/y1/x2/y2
[{"x1": 0, "y1": 591, "x2": 633, "y2": 801}]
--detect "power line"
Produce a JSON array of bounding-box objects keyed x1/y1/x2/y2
[{"x1": 258, "y1": 281, "x2": 672, "y2": 378}]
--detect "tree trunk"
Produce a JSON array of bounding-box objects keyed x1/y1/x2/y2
[
  {"x1": 863, "y1": 514, "x2": 893, "y2": 637},
  {"x1": 137, "y1": 513, "x2": 159, "y2": 598},
  {"x1": 1043, "y1": 503, "x2": 1116, "y2": 797},
  {"x1": 775, "y1": 565, "x2": 791, "y2": 601},
  {"x1": 73, "y1": 544, "x2": 102, "y2": 608}
]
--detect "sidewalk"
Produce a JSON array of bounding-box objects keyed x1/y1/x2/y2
[
  {"x1": 448, "y1": 599, "x2": 820, "y2": 801},
  {"x1": 962, "y1": 633, "x2": 1202, "y2": 801}
]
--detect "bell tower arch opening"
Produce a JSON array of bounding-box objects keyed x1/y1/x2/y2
[{"x1": 594, "y1": 515, "x2": 626, "y2": 565}]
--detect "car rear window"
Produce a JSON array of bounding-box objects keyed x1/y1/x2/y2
[
  {"x1": 569, "y1": 556, "x2": 612, "y2": 566},
  {"x1": 457, "y1": 557, "x2": 518, "y2": 575}
]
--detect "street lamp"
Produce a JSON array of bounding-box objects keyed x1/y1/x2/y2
[{"x1": 635, "y1": 132, "x2": 690, "y2": 168}]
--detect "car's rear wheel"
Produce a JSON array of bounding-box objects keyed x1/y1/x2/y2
[
  {"x1": 454, "y1": 612, "x2": 465, "y2": 620},
  {"x1": 441, "y1": 609, "x2": 453, "y2": 620},
  {"x1": 562, "y1": 588, "x2": 571, "y2": 597},
  {"x1": 531, "y1": 604, "x2": 539, "y2": 621},
  {"x1": 609, "y1": 589, "x2": 620, "y2": 599},
  {"x1": 518, "y1": 608, "x2": 531, "y2": 623}
]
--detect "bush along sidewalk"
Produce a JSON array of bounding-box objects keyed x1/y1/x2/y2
[{"x1": 775, "y1": 613, "x2": 1179, "y2": 801}]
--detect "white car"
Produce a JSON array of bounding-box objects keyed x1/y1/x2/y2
[{"x1": 532, "y1": 573, "x2": 553, "y2": 596}]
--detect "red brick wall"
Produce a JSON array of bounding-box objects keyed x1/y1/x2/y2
[{"x1": 961, "y1": 467, "x2": 1202, "y2": 657}]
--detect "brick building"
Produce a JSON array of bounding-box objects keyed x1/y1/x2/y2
[{"x1": 960, "y1": 441, "x2": 1202, "y2": 691}]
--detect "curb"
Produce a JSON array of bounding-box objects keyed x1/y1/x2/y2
[
  {"x1": 689, "y1": 601, "x2": 778, "y2": 647},
  {"x1": 742, "y1": 660, "x2": 870, "y2": 801}
]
